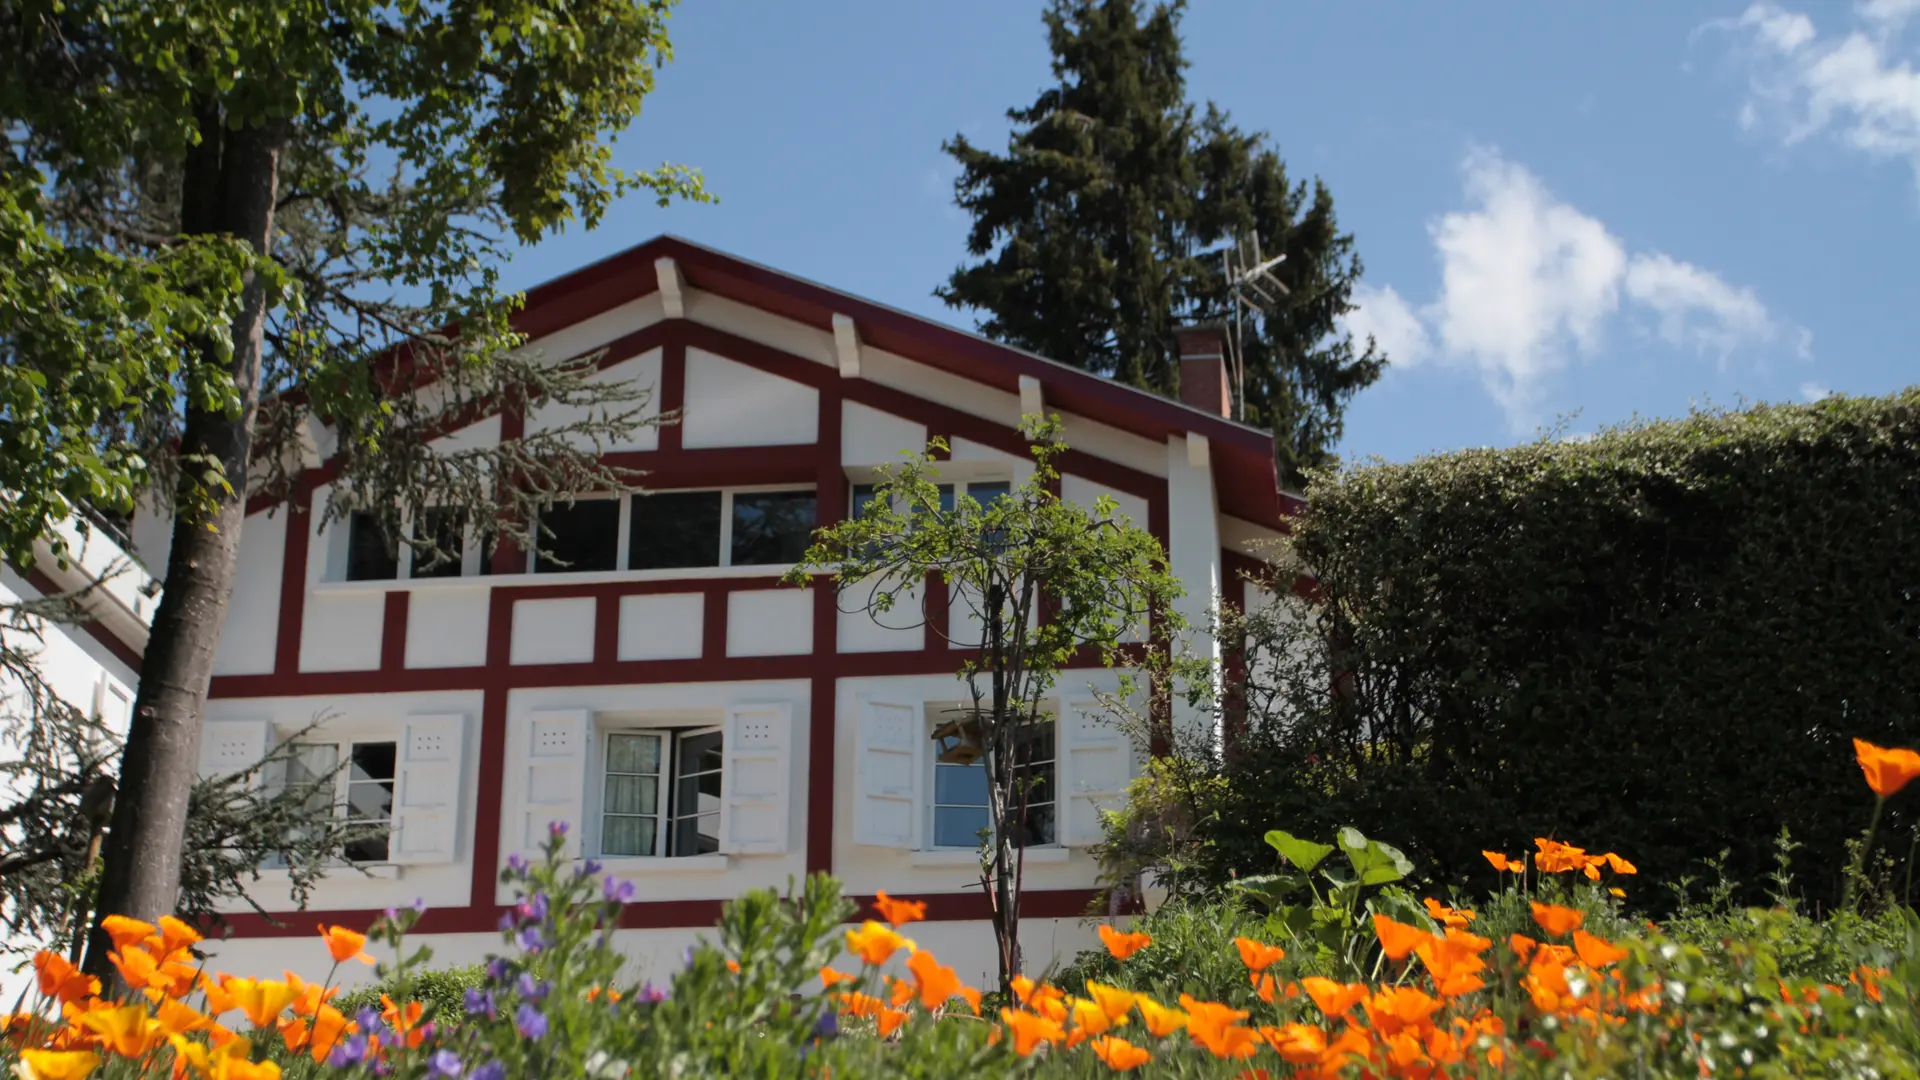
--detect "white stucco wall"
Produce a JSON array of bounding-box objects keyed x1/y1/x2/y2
[
  {"x1": 212, "y1": 510, "x2": 286, "y2": 676},
  {"x1": 682, "y1": 350, "x2": 818, "y2": 449}
]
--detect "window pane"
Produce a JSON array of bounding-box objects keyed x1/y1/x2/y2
[
  {"x1": 934, "y1": 762, "x2": 989, "y2": 806},
  {"x1": 286, "y1": 744, "x2": 338, "y2": 817},
  {"x1": 730, "y1": 491, "x2": 817, "y2": 566},
  {"x1": 677, "y1": 730, "x2": 723, "y2": 779},
  {"x1": 607, "y1": 733, "x2": 662, "y2": 776},
  {"x1": 629, "y1": 492, "x2": 722, "y2": 570},
  {"x1": 672, "y1": 812, "x2": 721, "y2": 857},
  {"x1": 535, "y1": 499, "x2": 620, "y2": 573},
  {"x1": 410, "y1": 507, "x2": 466, "y2": 579},
  {"x1": 346, "y1": 512, "x2": 398, "y2": 581},
  {"x1": 968, "y1": 482, "x2": 1011, "y2": 507},
  {"x1": 604, "y1": 774, "x2": 659, "y2": 816},
  {"x1": 934, "y1": 806, "x2": 990, "y2": 848},
  {"x1": 936, "y1": 485, "x2": 955, "y2": 514},
  {"x1": 344, "y1": 833, "x2": 390, "y2": 863},
  {"x1": 350, "y1": 742, "x2": 396, "y2": 783},
  {"x1": 851, "y1": 484, "x2": 880, "y2": 518},
  {"x1": 603, "y1": 815, "x2": 657, "y2": 857},
  {"x1": 1017, "y1": 802, "x2": 1057, "y2": 848}
]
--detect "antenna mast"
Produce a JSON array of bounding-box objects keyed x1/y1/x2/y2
[{"x1": 1219, "y1": 234, "x2": 1288, "y2": 423}]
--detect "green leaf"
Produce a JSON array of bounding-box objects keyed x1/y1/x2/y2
[
  {"x1": 1265, "y1": 829, "x2": 1336, "y2": 873},
  {"x1": 1338, "y1": 826, "x2": 1414, "y2": 886}
]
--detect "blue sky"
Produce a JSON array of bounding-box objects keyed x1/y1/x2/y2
[{"x1": 504, "y1": 1, "x2": 1920, "y2": 465}]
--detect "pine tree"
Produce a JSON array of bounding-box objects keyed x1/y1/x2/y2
[{"x1": 939, "y1": 0, "x2": 1384, "y2": 483}]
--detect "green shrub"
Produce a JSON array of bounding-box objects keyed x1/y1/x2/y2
[
  {"x1": 1195, "y1": 391, "x2": 1920, "y2": 912},
  {"x1": 332, "y1": 963, "x2": 486, "y2": 1018}
]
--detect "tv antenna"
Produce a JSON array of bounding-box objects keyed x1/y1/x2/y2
[{"x1": 1218, "y1": 234, "x2": 1288, "y2": 422}]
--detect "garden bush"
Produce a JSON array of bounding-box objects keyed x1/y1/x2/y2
[{"x1": 1194, "y1": 391, "x2": 1920, "y2": 911}]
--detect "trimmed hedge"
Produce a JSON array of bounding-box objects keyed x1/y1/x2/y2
[{"x1": 1213, "y1": 391, "x2": 1920, "y2": 911}]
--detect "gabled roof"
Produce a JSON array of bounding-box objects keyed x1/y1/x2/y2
[{"x1": 512, "y1": 235, "x2": 1290, "y2": 525}]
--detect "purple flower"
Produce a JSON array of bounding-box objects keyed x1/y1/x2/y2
[
  {"x1": 472, "y1": 1064, "x2": 505, "y2": 1080},
  {"x1": 412, "y1": 897, "x2": 428, "y2": 913},
  {"x1": 496, "y1": 911, "x2": 517, "y2": 933},
  {"x1": 603, "y1": 877, "x2": 636, "y2": 904},
  {"x1": 384, "y1": 907, "x2": 400, "y2": 923},
  {"x1": 548, "y1": 820, "x2": 570, "y2": 839},
  {"x1": 581, "y1": 858, "x2": 604, "y2": 875},
  {"x1": 486, "y1": 957, "x2": 512, "y2": 984},
  {"x1": 515, "y1": 892, "x2": 549, "y2": 924},
  {"x1": 637, "y1": 981, "x2": 668, "y2": 1004},
  {"x1": 328, "y1": 1033, "x2": 371, "y2": 1068},
  {"x1": 464, "y1": 988, "x2": 497, "y2": 1019},
  {"x1": 813, "y1": 1010, "x2": 839, "y2": 1040},
  {"x1": 507, "y1": 853, "x2": 528, "y2": 874},
  {"x1": 517, "y1": 925, "x2": 545, "y2": 953},
  {"x1": 515, "y1": 1003, "x2": 548, "y2": 1040},
  {"x1": 356, "y1": 1008, "x2": 386, "y2": 1037},
  {"x1": 682, "y1": 946, "x2": 696, "y2": 969},
  {"x1": 427, "y1": 1050, "x2": 463, "y2": 1080},
  {"x1": 516, "y1": 973, "x2": 550, "y2": 1002}
]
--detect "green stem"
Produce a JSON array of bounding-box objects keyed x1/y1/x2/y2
[
  {"x1": 1904, "y1": 822, "x2": 1918, "y2": 910},
  {"x1": 1846, "y1": 796, "x2": 1885, "y2": 913}
]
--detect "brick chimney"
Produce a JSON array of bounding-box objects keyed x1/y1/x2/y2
[{"x1": 1176, "y1": 323, "x2": 1231, "y2": 417}]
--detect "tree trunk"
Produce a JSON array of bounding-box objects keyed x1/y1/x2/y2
[{"x1": 83, "y1": 104, "x2": 284, "y2": 980}]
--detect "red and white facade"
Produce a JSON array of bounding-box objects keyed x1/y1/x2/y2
[{"x1": 121, "y1": 237, "x2": 1292, "y2": 985}]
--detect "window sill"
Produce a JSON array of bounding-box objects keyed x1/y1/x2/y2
[
  {"x1": 255, "y1": 864, "x2": 402, "y2": 881},
  {"x1": 313, "y1": 564, "x2": 807, "y2": 594},
  {"x1": 907, "y1": 847, "x2": 1070, "y2": 868},
  {"x1": 595, "y1": 854, "x2": 732, "y2": 875}
]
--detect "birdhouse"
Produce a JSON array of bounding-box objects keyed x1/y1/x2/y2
[{"x1": 931, "y1": 714, "x2": 986, "y2": 766}]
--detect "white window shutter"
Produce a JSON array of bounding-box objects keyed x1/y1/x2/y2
[
  {"x1": 522, "y1": 709, "x2": 589, "y2": 858},
  {"x1": 199, "y1": 720, "x2": 272, "y2": 782},
  {"x1": 854, "y1": 697, "x2": 921, "y2": 849},
  {"x1": 1057, "y1": 698, "x2": 1129, "y2": 847},
  {"x1": 391, "y1": 713, "x2": 466, "y2": 865},
  {"x1": 719, "y1": 703, "x2": 792, "y2": 855}
]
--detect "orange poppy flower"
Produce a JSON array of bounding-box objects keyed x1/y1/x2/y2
[
  {"x1": 221, "y1": 978, "x2": 304, "y2": 1030},
  {"x1": 1853, "y1": 738, "x2": 1920, "y2": 798},
  {"x1": 1300, "y1": 976, "x2": 1368, "y2": 1018},
  {"x1": 1508, "y1": 933, "x2": 1539, "y2": 963},
  {"x1": 318, "y1": 926, "x2": 375, "y2": 966},
  {"x1": 379, "y1": 994, "x2": 426, "y2": 1049},
  {"x1": 16, "y1": 1049, "x2": 100, "y2": 1080},
  {"x1": 74, "y1": 1003, "x2": 165, "y2": 1058},
  {"x1": 844, "y1": 921, "x2": 913, "y2": 966},
  {"x1": 33, "y1": 952, "x2": 100, "y2": 1006},
  {"x1": 838, "y1": 991, "x2": 884, "y2": 1018},
  {"x1": 875, "y1": 1007, "x2": 910, "y2": 1038},
  {"x1": 1098, "y1": 924, "x2": 1152, "y2": 961},
  {"x1": 1136, "y1": 996, "x2": 1188, "y2": 1037},
  {"x1": 999, "y1": 1008, "x2": 1065, "y2": 1056},
  {"x1": 1084, "y1": 981, "x2": 1137, "y2": 1024},
  {"x1": 154, "y1": 999, "x2": 212, "y2": 1037},
  {"x1": 1603, "y1": 852, "x2": 1638, "y2": 875},
  {"x1": 201, "y1": 976, "x2": 238, "y2": 1018},
  {"x1": 906, "y1": 949, "x2": 964, "y2": 1010},
  {"x1": 886, "y1": 977, "x2": 914, "y2": 1009},
  {"x1": 1363, "y1": 986, "x2": 1442, "y2": 1037},
  {"x1": 1572, "y1": 930, "x2": 1629, "y2": 969},
  {"x1": 1180, "y1": 996, "x2": 1258, "y2": 1059},
  {"x1": 819, "y1": 966, "x2": 855, "y2": 988},
  {"x1": 153, "y1": 917, "x2": 203, "y2": 959},
  {"x1": 1262, "y1": 1022, "x2": 1327, "y2": 1064},
  {"x1": 1232, "y1": 937, "x2": 1286, "y2": 973},
  {"x1": 871, "y1": 891, "x2": 927, "y2": 928},
  {"x1": 301, "y1": 1005, "x2": 351, "y2": 1063},
  {"x1": 108, "y1": 946, "x2": 163, "y2": 993},
  {"x1": 98, "y1": 916, "x2": 156, "y2": 952},
  {"x1": 1482, "y1": 851, "x2": 1521, "y2": 872},
  {"x1": 956, "y1": 985, "x2": 983, "y2": 1016},
  {"x1": 1372, "y1": 914, "x2": 1428, "y2": 961},
  {"x1": 1090, "y1": 1035, "x2": 1152, "y2": 1070},
  {"x1": 1423, "y1": 897, "x2": 1475, "y2": 929},
  {"x1": 1530, "y1": 902, "x2": 1585, "y2": 938}
]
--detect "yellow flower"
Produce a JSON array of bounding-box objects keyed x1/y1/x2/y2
[
  {"x1": 74, "y1": 1004, "x2": 165, "y2": 1059},
  {"x1": 1084, "y1": 981, "x2": 1136, "y2": 1024},
  {"x1": 844, "y1": 921, "x2": 913, "y2": 966},
  {"x1": 220, "y1": 978, "x2": 304, "y2": 1029},
  {"x1": 16, "y1": 1050, "x2": 101, "y2": 1080},
  {"x1": 1135, "y1": 996, "x2": 1188, "y2": 1037}
]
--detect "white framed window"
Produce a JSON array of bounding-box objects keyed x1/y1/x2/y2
[
  {"x1": 532, "y1": 496, "x2": 623, "y2": 574},
  {"x1": 342, "y1": 508, "x2": 487, "y2": 581},
  {"x1": 927, "y1": 715, "x2": 1056, "y2": 850},
  {"x1": 849, "y1": 479, "x2": 1011, "y2": 518},
  {"x1": 628, "y1": 486, "x2": 816, "y2": 570},
  {"x1": 599, "y1": 727, "x2": 725, "y2": 858},
  {"x1": 281, "y1": 739, "x2": 398, "y2": 863}
]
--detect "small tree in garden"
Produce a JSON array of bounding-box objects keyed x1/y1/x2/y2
[{"x1": 786, "y1": 416, "x2": 1189, "y2": 994}]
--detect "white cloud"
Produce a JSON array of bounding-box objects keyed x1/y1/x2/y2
[
  {"x1": 1623, "y1": 252, "x2": 1778, "y2": 360},
  {"x1": 1718, "y1": 2, "x2": 1920, "y2": 179},
  {"x1": 1800, "y1": 380, "x2": 1834, "y2": 400},
  {"x1": 1341, "y1": 283, "x2": 1430, "y2": 366},
  {"x1": 1425, "y1": 148, "x2": 1628, "y2": 417},
  {"x1": 1358, "y1": 148, "x2": 1798, "y2": 428}
]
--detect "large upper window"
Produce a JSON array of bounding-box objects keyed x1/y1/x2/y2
[
  {"x1": 344, "y1": 508, "x2": 483, "y2": 581},
  {"x1": 850, "y1": 480, "x2": 1010, "y2": 518},
  {"x1": 345, "y1": 512, "x2": 400, "y2": 582},
  {"x1": 929, "y1": 718, "x2": 1055, "y2": 849},
  {"x1": 601, "y1": 728, "x2": 723, "y2": 858},
  {"x1": 534, "y1": 499, "x2": 621, "y2": 574},
  {"x1": 409, "y1": 507, "x2": 468, "y2": 580},
  {"x1": 628, "y1": 488, "x2": 815, "y2": 571},
  {"x1": 282, "y1": 740, "x2": 398, "y2": 863}
]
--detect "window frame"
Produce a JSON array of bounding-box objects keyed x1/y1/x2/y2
[
  {"x1": 593, "y1": 723, "x2": 728, "y2": 860},
  {"x1": 276, "y1": 737, "x2": 400, "y2": 865},
  {"x1": 628, "y1": 484, "x2": 817, "y2": 571},
  {"x1": 924, "y1": 715, "x2": 1058, "y2": 852}
]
